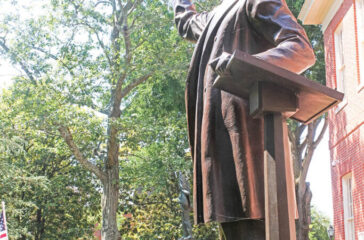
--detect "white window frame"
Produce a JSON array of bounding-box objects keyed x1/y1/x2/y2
[
  {"x1": 334, "y1": 23, "x2": 348, "y2": 113},
  {"x1": 356, "y1": 0, "x2": 364, "y2": 92},
  {"x1": 342, "y1": 173, "x2": 355, "y2": 240},
  {"x1": 359, "y1": 232, "x2": 364, "y2": 240}
]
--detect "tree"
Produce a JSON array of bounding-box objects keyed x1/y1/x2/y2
[
  {"x1": 0, "y1": 90, "x2": 101, "y2": 239},
  {"x1": 287, "y1": 1, "x2": 328, "y2": 239},
  {"x1": 0, "y1": 0, "x2": 192, "y2": 238},
  {"x1": 309, "y1": 207, "x2": 331, "y2": 240},
  {"x1": 115, "y1": 68, "x2": 218, "y2": 239}
]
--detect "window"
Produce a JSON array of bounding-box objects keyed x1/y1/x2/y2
[
  {"x1": 334, "y1": 23, "x2": 347, "y2": 112},
  {"x1": 357, "y1": 0, "x2": 364, "y2": 88},
  {"x1": 359, "y1": 232, "x2": 364, "y2": 240},
  {"x1": 342, "y1": 173, "x2": 355, "y2": 240},
  {"x1": 335, "y1": 24, "x2": 345, "y2": 92}
]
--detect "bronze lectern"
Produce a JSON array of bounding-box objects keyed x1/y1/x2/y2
[{"x1": 213, "y1": 50, "x2": 344, "y2": 240}]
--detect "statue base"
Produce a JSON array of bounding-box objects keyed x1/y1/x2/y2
[{"x1": 220, "y1": 220, "x2": 265, "y2": 240}]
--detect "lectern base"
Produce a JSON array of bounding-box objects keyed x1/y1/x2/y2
[
  {"x1": 264, "y1": 113, "x2": 296, "y2": 240},
  {"x1": 220, "y1": 220, "x2": 265, "y2": 240},
  {"x1": 219, "y1": 113, "x2": 296, "y2": 240}
]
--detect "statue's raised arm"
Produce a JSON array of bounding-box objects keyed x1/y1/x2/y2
[{"x1": 174, "y1": 0, "x2": 212, "y2": 42}]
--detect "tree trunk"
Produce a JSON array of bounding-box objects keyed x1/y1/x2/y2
[
  {"x1": 289, "y1": 117, "x2": 327, "y2": 240},
  {"x1": 296, "y1": 182, "x2": 312, "y2": 240},
  {"x1": 177, "y1": 172, "x2": 193, "y2": 240},
  {"x1": 35, "y1": 207, "x2": 45, "y2": 240},
  {"x1": 101, "y1": 167, "x2": 120, "y2": 240}
]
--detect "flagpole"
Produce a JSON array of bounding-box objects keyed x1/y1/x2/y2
[{"x1": 1, "y1": 201, "x2": 8, "y2": 239}]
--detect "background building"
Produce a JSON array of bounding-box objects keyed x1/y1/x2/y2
[{"x1": 299, "y1": 0, "x2": 364, "y2": 239}]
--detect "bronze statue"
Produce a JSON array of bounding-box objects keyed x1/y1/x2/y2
[{"x1": 173, "y1": 0, "x2": 315, "y2": 238}]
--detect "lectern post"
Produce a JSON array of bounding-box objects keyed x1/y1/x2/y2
[
  {"x1": 250, "y1": 80, "x2": 298, "y2": 240},
  {"x1": 263, "y1": 113, "x2": 295, "y2": 240}
]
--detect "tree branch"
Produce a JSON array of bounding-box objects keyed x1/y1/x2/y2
[
  {"x1": 110, "y1": 20, "x2": 121, "y2": 77},
  {"x1": 111, "y1": 0, "x2": 116, "y2": 11},
  {"x1": 32, "y1": 46, "x2": 58, "y2": 60},
  {"x1": 298, "y1": 138, "x2": 308, "y2": 154},
  {"x1": 122, "y1": 10, "x2": 132, "y2": 67},
  {"x1": 130, "y1": 30, "x2": 153, "y2": 52},
  {"x1": 127, "y1": 0, "x2": 138, "y2": 16},
  {"x1": 0, "y1": 40, "x2": 35, "y2": 83},
  {"x1": 79, "y1": 21, "x2": 113, "y2": 68},
  {"x1": 116, "y1": 0, "x2": 125, "y2": 24},
  {"x1": 106, "y1": 72, "x2": 153, "y2": 169},
  {"x1": 105, "y1": 2, "x2": 127, "y2": 170},
  {"x1": 120, "y1": 73, "x2": 154, "y2": 98},
  {"x1": 94, "y1": 30, "x2": 113, "y2": 68},
  {"x1": 299, "y1": 123, "x2": 315, "y2": 188},
  {"x1": 95, "y1": 0, "x2": 112, "y2": 7},
  {"x1": 313, "y1": 116, "x2": 328, "y2": 148},
  {"x1": 298, "y1": 124, "x2": 307, "y2": 136},
  {"x1": 58, "y1": 126, "x2": 106, "y2": 181},
  {"x1": 32, "y1": 46, "x2": 75, "y2": 76},
  {"x1": 117, "y1": 0, "x2": 123, "y2": 11}
]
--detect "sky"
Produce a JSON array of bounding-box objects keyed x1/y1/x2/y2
[
  {"x1": 0, "y1": 0, "x2": 334, "y2": 222},
  {"x1": 0, "y1": 60, "x2": 18, "y2": 89},
  {"x1": 307, "y1": 131, "x2": 333, "y2": 220}
]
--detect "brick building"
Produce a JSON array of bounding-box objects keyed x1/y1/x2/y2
[{"x1": 299, "y1": 0, "x2": 364, "y2": 239}]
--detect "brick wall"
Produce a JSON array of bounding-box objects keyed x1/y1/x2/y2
[{"x1": 323, "y1": 0, "x2": 364, "y2": 239}]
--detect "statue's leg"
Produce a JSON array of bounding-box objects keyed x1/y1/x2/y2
[{"x1": 219, "y1": 220, "x2": 265, "y2": 240}]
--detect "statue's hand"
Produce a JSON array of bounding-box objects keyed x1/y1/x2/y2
[{"x1": 209, "y1": 52, "x2": 232, "y2": 75}]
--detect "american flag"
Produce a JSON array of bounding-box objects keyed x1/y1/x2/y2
[{"x1": 0, "y1": 202, "x2": 8, "y2": 240}]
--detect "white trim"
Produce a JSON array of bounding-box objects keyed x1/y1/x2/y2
[
  {"x1": 358, "y1": 81, "x2": 364, "y2": 93},
  {"x1": 321, "y1": 0, "x2": 344, "y2": 31},
  {"x1": 335, "y1": 97, "x2": 347, "y2": 114},
  {"x1": 356, "y1": 0, "x2": 364, "y2": 85},
  {"x1": 298, "y1": 0, "x2": 315, "y2": 23},
  {"x1": 342, "y1": 173, "x2": 355, "y2": 240},
  {"x1": 334, "y1": 23, "x2": 347, "y2": 114}
]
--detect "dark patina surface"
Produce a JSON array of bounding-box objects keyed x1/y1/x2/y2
[{"x1": 174, "y1": 0, "x2": 316, "y2": 225}]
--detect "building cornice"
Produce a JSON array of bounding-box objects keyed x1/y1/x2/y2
[
  {"x1": 298, "y1": 0, "x2": 317, "y2": 23},
  {"x1": 321, "y1": 0, "x2": 344, "y2": 31},
  {"x1": 298, "y1": 0, "x2": 343, "y2": 31}
]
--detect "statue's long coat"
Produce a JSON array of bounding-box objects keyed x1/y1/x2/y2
[{"x1": 174, "y1": 0, "x2": 315, "y2": 224}]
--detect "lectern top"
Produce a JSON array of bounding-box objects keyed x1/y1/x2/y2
[{"x1": 213, "y1": 50, "x2": 344, "y2": 124}]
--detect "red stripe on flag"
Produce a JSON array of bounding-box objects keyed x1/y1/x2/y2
[{"x1": 0, "y1": 233, "x2": 7, "y2": 238}]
